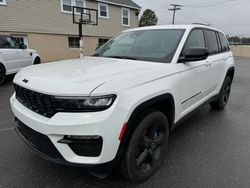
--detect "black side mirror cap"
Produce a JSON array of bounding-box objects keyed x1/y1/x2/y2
[{"x1": 180, "y1": 47, "x2": 209, "y2": 62}]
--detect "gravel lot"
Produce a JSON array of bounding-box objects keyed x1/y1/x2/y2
[{"x1": 0, "y1": 57, "x2": 250, "y2": 188}]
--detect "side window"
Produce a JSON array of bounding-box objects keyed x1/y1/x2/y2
[
  {"x1": 183, "y1": 29, "x2": 206, "y2": 53},
  {"x1": 219, "y1": 33, "x2": 230, "y2": 52},
  {"x1": 0, "y1": 36, "x2": 12, "y2": 48},
  {"x1": 205, "y1": 30, "x2": 220, "y2": 55},
  {"x1": 0, "y1": 37, "x2": 4, "y2": 48}
]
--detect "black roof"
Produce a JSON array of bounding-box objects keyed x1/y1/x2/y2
[{"x1": 99, "y1": 0, "x2": 141, "y2": 9}]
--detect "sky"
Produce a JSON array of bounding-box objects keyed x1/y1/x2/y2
[{"x1": 133, "y1": 0, "x2": 250, "y2": 37}]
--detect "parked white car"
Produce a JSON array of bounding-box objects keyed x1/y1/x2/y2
[
  {"x1": 0, "y1": 35, "x2": 40, "y2": 84},
  {"x1": 10, "y1": 24, "x2": 235, "y2": 182}
]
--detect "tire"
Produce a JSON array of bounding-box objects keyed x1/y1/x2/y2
[
  {"x1": 33, "y1": 57, "x2": 41, "y2": 65},
  {"x1": 210, "y1": 76, "x2": 232, "y2": 110},
  {"x1": 120, "y1": 110, "x2": 169, "y2": 182},
  {"x1": 0, "y1": 64, "x2": 6, "y2": 85}
]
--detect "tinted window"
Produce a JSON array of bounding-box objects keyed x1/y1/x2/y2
[
  {"x1": 0, "y1": 37, "x2": 4, "y2": 48},
  {"x1": 0, "y1": 36, "x2": 12, "y2": 48},
  {"x1": 93, "y1": 29, "x2": 185, "y2": 63},
  {"x1": 183, "y1": 29, "x2": 205, "y2": 52},
  {"x1": 205, "y1": 30, "x2": 219, "y2": 54},
  {"x1": 219, "y1": 33, "x2": 230, "y2": 52},
  {"x1": 0, "y1": 36, "x2": 18, "y2": 49}
]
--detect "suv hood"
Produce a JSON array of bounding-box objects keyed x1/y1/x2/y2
[{"x1": 14, "y1": 57, "x2": 167, "y2": 96}]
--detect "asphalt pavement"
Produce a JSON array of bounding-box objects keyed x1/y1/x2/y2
[{"x1": 0, "y1": 57, "x2": 250, "y2": 188}]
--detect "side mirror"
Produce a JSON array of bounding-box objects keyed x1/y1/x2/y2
[
  {"x1": 181, "y1": 47, "x2": 209, "y2": 62},
  {"x1": 19, "y1": 43, "x2": 27, "y2": 49}
]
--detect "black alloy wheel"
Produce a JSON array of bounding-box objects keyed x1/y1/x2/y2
[
  {"x1": 210, "y1": 76, "x2": 232, "y2": 110},
  {"x1": 120, "y1": 110, "x2": 169, "y2": 182}
]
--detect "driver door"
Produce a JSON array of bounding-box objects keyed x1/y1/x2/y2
[{"x1": 17, "y1": 49, "x2": 33, "y2": 67}]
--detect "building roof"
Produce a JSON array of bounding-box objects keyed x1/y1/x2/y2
[{"x1": 97, "y1": 0, "x2": 141, "y2": 10}]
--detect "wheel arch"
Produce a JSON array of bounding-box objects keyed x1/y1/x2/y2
[
  {"x1": 226, "y1": 66, "x2": 235, "y2": 82},
  {"x1": 0, "y1": 62, "x2": 6, "y2": 73},
  {"x1": 126, "y1": 93, "x2": 175, "y2": 130},
  {"x1": 33, "y1": 56, "x2": 41, "y2": 64},
  {"x1": 114, "y1": 93, "x2": 175, "y2": 164}
]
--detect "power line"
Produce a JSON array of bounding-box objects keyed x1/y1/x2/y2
[{"x1": 168, "y1": 4, "x2": 182, "y2": 24}]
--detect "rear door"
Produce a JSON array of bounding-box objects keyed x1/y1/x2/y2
[
  {"x1": 204, "y1": 29, "x2": 227, "y2": 93},
  {"x1": 10, "y1": 36, "x2": 33, "y2": 68},
  {"x1": 18, "y1": 49, "x2": 33, "y2": 67},
  {"x1": 217, "y1": 32, "x2": 232, "y2": 82}
]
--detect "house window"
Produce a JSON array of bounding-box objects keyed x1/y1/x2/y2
[
  {"x1": 68, "y1": 37, "x2": 80, "y2": 48},
  {"x1": 61, "y1": 0, "x2": 85, "y2": 13},
  {"x1": 75, "y1": 0, "x2": 84, "y2": 13},
  {"x1": 62, "y1": 0, "x2": 72, "y2": 12},
  {"x1": 11, "y1": 35, "x2": 29, "y2": 48},
  {"x1": 98, "y1": 38, "x2": 109, "y2": 47},
  {"x1": 0, "y1": 0, "x2": 7, "y2": 5},
  {"x1": 98, "y1": 3, "x2": 109, "y2": 18},
  {"x1": 121, "y1": 8, "x2": 130, "y2": 26}
]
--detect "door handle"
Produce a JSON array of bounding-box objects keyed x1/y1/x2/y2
[{"x1": 222, "y1": 57, "x2": 227, "y2": 61}]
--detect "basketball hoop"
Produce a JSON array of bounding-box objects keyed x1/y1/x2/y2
[{"x1": 72, "y1": 6, "x2": 98, "y2": 58}]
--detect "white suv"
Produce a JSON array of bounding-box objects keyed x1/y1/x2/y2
[
  {"x1": 0, "y1": 35, "x2": 40, "y2": 84},
  {"x1": 10, "y1": 25, "x2": 235, "y2": 182}
]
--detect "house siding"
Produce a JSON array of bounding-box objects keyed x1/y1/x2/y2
[
  {"x1": 0, "y1": 0, "x2": 139, "y2": 37},
  {"x1": 0, "y1": 0, "x2": 139, "y2": 62}
]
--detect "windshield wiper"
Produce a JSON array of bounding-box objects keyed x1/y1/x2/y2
[{"x1": 104, "y1": 56, "x2": 138, "y2": 60}]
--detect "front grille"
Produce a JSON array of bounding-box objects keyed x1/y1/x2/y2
[
  {"x1": 14, "y1": 84, "x2": 56, "y2": 118},
  {"x1": 68, "y1": 138, "x2": 103, "y2": 157},
  {"x1": 16, "y1": 119, "x2": 63, "y2": 159}
]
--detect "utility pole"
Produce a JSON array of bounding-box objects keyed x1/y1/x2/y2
[{"x1": 168, "y1": 4, "x2": 182, "y2": 24}]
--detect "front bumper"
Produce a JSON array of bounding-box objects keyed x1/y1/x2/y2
[{"x1": 10, "y1": 94, "x2": 127, "y2": 165}]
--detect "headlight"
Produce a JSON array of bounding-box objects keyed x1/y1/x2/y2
[{"x1": 54, "y1": 95, "x2": 116, "y2": 112}]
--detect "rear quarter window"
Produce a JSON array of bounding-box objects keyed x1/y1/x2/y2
[{"x1": 219, "y1": 33, "x2": 230, "y2": 52}]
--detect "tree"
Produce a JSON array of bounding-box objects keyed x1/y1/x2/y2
[
  {"x1": 228, "y1": 36, "x2": 241, "y2": 45},
  {"x1": 139, "y1": 9, "x2": 158, "y2": 27}
]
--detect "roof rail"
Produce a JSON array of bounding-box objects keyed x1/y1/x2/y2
[{"x1": 192, "y1": 23, "x2": 211, "y2": 26}]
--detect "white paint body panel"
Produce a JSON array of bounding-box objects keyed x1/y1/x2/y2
[
  {"x1": 0, "y1": 48, "x2": 40, "y2": 75},
  {"x1": 10, "y1": 24, "x2": 235, "y2": 165}
]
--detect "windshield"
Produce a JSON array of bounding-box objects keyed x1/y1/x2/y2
[{"x1": 92, "y1": 29, "x2": 185, "y2": 63}]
